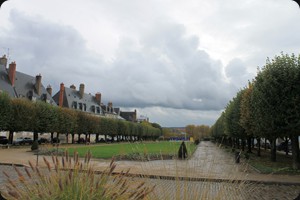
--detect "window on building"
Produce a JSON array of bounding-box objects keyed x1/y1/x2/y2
[
  {"x1": 72, "y1": 101, "x2": 77, "y2": 109},
  {"x1": 96, "y1": 107, "x2": 101, "y2": 114},
  {"x1": 28, "y1": 90, "x2": 33, "y2": 100},
  {"x1": 79, "y1": 103, "x2": 83, "y2": 110}
]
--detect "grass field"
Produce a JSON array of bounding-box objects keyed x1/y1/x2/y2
[
  {"x1": 60, "y1": 141, "x2": 197, "y2": 159},
  {"x1": 247, "y1": 149, "x2": 300, "y2": 174}
]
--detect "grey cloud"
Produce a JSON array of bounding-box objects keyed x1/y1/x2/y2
[
  {"x1": 0, "y1": 9, "x2": 251, "y2": 116},
  {"x1": 104, "y1": 22, "x2": 235, "y2": 110},
  {"x1": 1, "y1": 10, "x2": 106, "y2": 90}
]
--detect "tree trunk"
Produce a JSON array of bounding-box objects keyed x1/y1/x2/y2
[
  {"x1": 33, "y1": 131, "x2": 38, "y2": 141},
  {"x1": 241, "y1": 139, "x2": 245, "y2": 151},
  {"x1": 237, "y1": 139, "x2": 240, "y2": 149},
  {"x1": 247, "y1": 137, "x2": 252, "y2": 153},
  {"x1": 8, "y1": 130, "x2": 14, "y2": 144},
  {"x1": 257, "y1": 138, "x2": 261, "y2": 157},
  {"x1": 284, "y1": 138, "x2": 289, "y2": 156},
  {"x1": 78, "y1": 133, "x2": 81, "y2": 143},
  {"x1": 270, "y1": 139, "x2": 276, "y2": 162},
  {"x1": 291, "y1": 134, "x2": 300, "y2": 170},
  {"x1": 71, "y1": 134, "x2": 75, "y2": 144},
  {"x1": 66, "y1": 133, "x2": 69, "y2": 144},
  {"x1": 96, "y1": 134, "x2": 99, "y2": 143},
  {"x1": 51, "y1": 132, "x2": 54, "y2": 143},
  {"x1": 85, "y1": 134, "x2": 88, "y2": 144}
]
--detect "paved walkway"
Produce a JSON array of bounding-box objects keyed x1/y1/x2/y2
[{"x1": 0, "y1": 141, "x2": 299, "y2": 185}]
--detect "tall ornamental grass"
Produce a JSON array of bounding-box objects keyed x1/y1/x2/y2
[{"x1": 1, "y1": 150, "x2": 154, "y2": 200}]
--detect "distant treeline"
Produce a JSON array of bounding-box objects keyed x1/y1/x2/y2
[{"x1": 0, "y1": 93, "x2": 162, "y2": 144}]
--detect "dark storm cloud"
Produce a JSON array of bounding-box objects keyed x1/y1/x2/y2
[
  {"x1": 101, "y1": 22, "x2": 236, "y2": 110},
  {"x1": 1, "y1": 0, "x2": 299, "y2": 126},
  {"x1": 0, "y1": 10, "x2": 106, "y2": 90},
  {"x1": 0, "y1": 10, "x2": 244, "y2": 111},
  {"x1": 0, "y1": 9, "x2": 249, "y2": 127}
]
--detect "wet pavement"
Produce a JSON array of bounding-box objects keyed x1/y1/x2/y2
[
  {"x1": 1, "y1": 141, "x2": 300, "y2": 199},
  {"x1": 1, "y1": 165, "x2": 299, "y2": 200}
]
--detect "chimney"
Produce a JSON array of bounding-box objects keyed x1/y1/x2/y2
[
  {"x1": 35, "y1": 74, "x2": 42, "y2": 96},
  {"x1": 46, "y1": 85, "x2": 52, "y2": 96},
  {"x1": 70, "y1": 84, "x2": 76, "y2": 90},
  {"x1": 79, "y1": 83, "x2": 85, "y2": 99},
  {"x1": 8, "y1": 62, "x2": 16, "y2": 86},
  {"x1": 59, "y1": 83, "x2": 65, "y2": 107},
  {"x1": 0, "y1": 55, "x2": 7, "y2": 67},
  {"x1": 95, "y1": 92, "x2": 101, "y2": 105}
]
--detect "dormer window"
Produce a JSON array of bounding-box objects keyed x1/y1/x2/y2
[
  {"x1": 96, "y1": 107, "x2": 101, "y2": 114},
  {"x1": 72, "y1": 101, "x2": 77, "y2": 109},
  {"x1": 42, "y1": 94, "x2": 47, "y2": 101},
  {"x1": 91, "y1": 105, "x2": 96, "y2": 113},
  {"x1": 28, "y1": 90, "x2": 33, "y2": 100}
]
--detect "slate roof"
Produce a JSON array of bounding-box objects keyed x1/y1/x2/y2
[
  {"x1": 13, "y1": 71, "x2": 56, "y2": 105},
  {"x1": 0, "y1": 61, "x2": 56, "y2": 105},
  {"x1": 53, "y1": 87, "x2": 104, "y2": 115},
  {"x1": 120, "y1": 111, "x2": 137, "y2": 122},
  {"x1": 0, "y1": 63, "x2": 16, "y2": 97}
]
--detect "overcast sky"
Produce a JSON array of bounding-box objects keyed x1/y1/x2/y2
[{"x1": 0, "y1": 0, "x2": 299, "y2": 127}]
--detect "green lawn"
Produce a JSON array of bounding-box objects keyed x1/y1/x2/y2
[
  {"x1": 61, "y1": 141, "x2": 196, "y2": 159},
  {"x1": 247, "y1": 149, "x2": 300, "y2": 174}
]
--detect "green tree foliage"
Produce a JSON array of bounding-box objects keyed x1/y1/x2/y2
[
  {"x1": 161, "y1": 128, "x2": 182, "y2": 139},
  {"x1": 212, "y1": 53, "x2": 300, "y2": 168},
  {"x1": 224, "y1": 90, "x2": 246, "y2": 150},
  {"x1": 0, "y1": 92, "x2": 12, "y2": 131},
  {"x1": 57, "y1": 107, "x2": 78, "y2": 135},
  {"x1": 33, "y1": 101, "x2": 58, "y2": 140},
  {"x1": 9, "y1": 99, "x2": 36, "y2": 132},
  {"x1": 240, "y1": 83, "x2": 261, "y2": 154},
  {"x1": 150, "y1": 122, "x2": 163, "y2": 135},
  {"x1": 186, "y1": 124, "x2": 210, "y2": 141},
  {"x1": 210, "y1": 112, "x2": 225, "y2": 142},
  {"x1": 0, "y1": 97, "x2": 162, "y2": 143},
  {"x1": 252, "y1": 53, "x2": 300, "y2": 166},
  {"x1": 239, "y1": 84, "x2": 254, "y2": 136}
]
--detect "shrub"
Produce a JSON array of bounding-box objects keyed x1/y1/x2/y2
[
  {"x1": 31, "y1": 140, "x2": 39, "y2": 151},
  {"x1": 178, "y1": 141, "x2": 188, "y2": 159}
]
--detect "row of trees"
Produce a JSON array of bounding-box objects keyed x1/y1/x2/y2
[
  {"x1": 210, "y1": 53, "x2": 300, "y2": 169},
  {"x1": 185, "y1": 125, "x2": 210, "y2": 141},
  {"x1": 0, "y1": 93, "x2": 162, "y2": 144}
]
